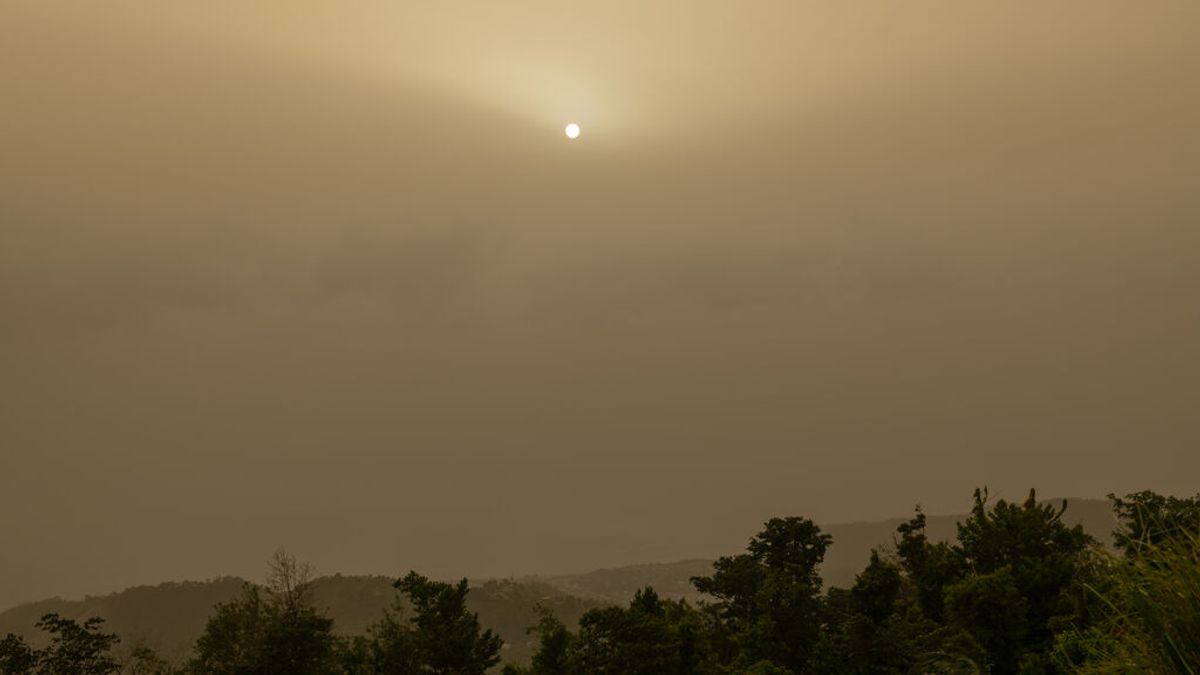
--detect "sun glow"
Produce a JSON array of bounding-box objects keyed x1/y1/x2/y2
[{"x1": 564, "y1": 123, "x2": 581, "y2": 139}]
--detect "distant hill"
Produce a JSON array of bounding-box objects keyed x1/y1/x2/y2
[
  {"x1": 536, "y1": 558, "x2": 716, "y2": 604},
  {"x1": 0, "y1": 577, "x2": 246, "y2": 662},
  {"x1": 0, "y1": 575, "x2": 602, "y2": 666},
  {"x1": 0, "y1": 497, "x2": 1117, "y2": 666}
]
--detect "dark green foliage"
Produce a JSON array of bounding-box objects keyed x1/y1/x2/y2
[
  {"x1": 850, "y1": 551, "x2": 903, "y2": 626},
  {"x1": 1109, "y1": 490, "x2": 1200, "y2": 557},
  {"x1": 814, "y1": 574, "x2": 905, "y2": 674},
  {"x1": 897, "y1": 508, "x2": 964, "y2": 622},
  {"x1": 188, "y1": 552, "x2": 339, "y2": 675},
  {"x1": 0, "y1": 613, "x2": 120, "y2": 675},
  {"x1": 187, "y1": 583, "x2": 337, "y2": 675},
  {"x1": 692, "y1": 517, "x2": 831, "y2": 673},
  {"x1": 122, "y1": 646, "x2": 177, "y2": 675},
  {"x1": 336, "y1": 571, "x2": 503, "y2": 675},
  {"x1": 188, "y1": 562, "x2": 502, "y2": 675},
  {"x1": 526, "y1": 608, "x2": 571, "y2": 675},
  {"x1": 1053, "y1": 497, "x2": 1200, "y2": 674},
  {"x1": 336, "y1": 609, "x2": 421, "y2": 675},
  {"x1": 515, "y1": 588, "x2": 711, "y2": 675},
  {"x1": 837, "y1": 554, "x2": 914, "y2": 673},
  {"x1": 387, "y1": 572, "x2": 503, "y2": 675},
  {"x1": 893, "y1": 490, "x2": 1093, "y2": 674},
  {"x1": 951, "y1": 489, "x2": 1093, "y2": 673},
  {"x1": 571, "y1": 588, "x2": 703, "y2": 675},
  {"x1": 944, "y1": 570, "x2": 1030, "y2": 674},
  {"x1": 516, "y1": 495, "x2": 1105, "y2": 674},
  {"x1": 0, "y1": 633, "x2": 37, "y2": 675},
  {"x1": 814, "y1": 554, "x2": 985, "y2": 675}
]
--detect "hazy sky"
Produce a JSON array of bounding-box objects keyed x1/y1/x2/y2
[{"x1": 2, "y1": 1, "x2": 1199, "y2": 610}]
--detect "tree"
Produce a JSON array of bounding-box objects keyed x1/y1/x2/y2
[
  {"x1": 896, "y1": 508, "x2": 964, "y2": 623},
  {"x1": 571, "y1": 588, "x2": 707, "y2": 675},
  {"x1": 392, "y1": 572, "x2": 502, "y2": 675},
  {"x1": 814, "y1": 551, "x2": 983, "y2": 675},
  {"x1": 188, "y1": 550, "x2": 338, "y2": 675},
  {"x1": 1110, "y1": 490, "x2": 1200, "y2": 557},
  {"x1": 944, "y1": 570, "x2": 1029, "y2": 674},
  {"x1": 850, "y1": 551, "x2": 903, "y2": 626},
  {"x1": 513, "y1": 588, "x2": 710, "y2": 675},
  {"x1": 1054, "y1": 493, "x2": 1200, "y2": 674},
  {"x1": 949, "y1": 489, "x2": 1093, "y2": 674},
  {"x1": 0, "y1": 614, "x2": 120, "y2": 675},
  {"x1": 122, "y1": 646, "x2": 178, "y2": 675},
  {"x1": 0, "y1": 633, "x2": 38, "y2": 675},
  {"x1": 525, "y1": 607, "x2": 572, "y2": 675},
  {"x1": 892, "y1": 489, "x2": 1096, "y2": 674},
  {"x1": 692, "y1": 516, "x2": 832, "y2": 672},
  {"x1": 338, "y1": 570, "x2": 502, "y2": 674},
  {"x1": 337, "y1": 607, "x2": 421, "y2": 675}
]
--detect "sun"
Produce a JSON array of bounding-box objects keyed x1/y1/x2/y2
[{"x1": 564, "y1": 123, "x2": 581, "y2": 139}]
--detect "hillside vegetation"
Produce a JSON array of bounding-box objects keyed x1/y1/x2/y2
[{"x1": 0, "y1": 494, "x2": 1159, "y2": 675}]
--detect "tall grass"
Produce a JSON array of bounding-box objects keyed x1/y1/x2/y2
[{"x1": 1058, "y1": 530, "x2": 1200, "y2": 674}]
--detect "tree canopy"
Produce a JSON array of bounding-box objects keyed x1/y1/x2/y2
[{"x1": 3, "y1": 489, "x2": 1197, "y2": 675}]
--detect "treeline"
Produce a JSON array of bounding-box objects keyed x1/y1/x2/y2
[{"x1": 2, "y1": 489, "x2": 1197, "y2": 674}]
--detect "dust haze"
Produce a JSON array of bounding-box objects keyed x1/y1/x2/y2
[{"x1": 2, "y1": 1, "x2": 1199, "y2": 610}]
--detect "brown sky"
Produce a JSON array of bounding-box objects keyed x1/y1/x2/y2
[{"x1": 2, "y1": 1, "x2": 1199, "y2": 610}]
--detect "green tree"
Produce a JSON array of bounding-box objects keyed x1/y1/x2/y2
[
  {"x1": 1109, "y1": 490, "x2": 1200, "y2": 557},
  {"x1": 892, "y1": 489, "x2": 1094, "y2": 674},
  {"x1": 1055, "y1": 495, "x2": 1200, "y2": 674},
  {"x1": 948, "y1": 489, "x2": 1093, "y2": 674},
  {"x1": 571, "y1": 588, "x2": 706, "y2": 675},
  {"x1": 815, "y1": 551, "x2": 983, "y2": 675},
  {"x1": 514, "y1": 588, "x2": 710, "y2": 675},
  {"x1": 0, "y1": 614, "x2": 120, "y2": 675},
  {"x1": 965, "y1": 491, "x2": 1091, "y2": 657},
  {"x1": 896, "y1": 508, "x2": 964, "y2": 623},
  {"x1": 122, "y1": 646, "x2": 178, "y2": 675},
  {"x1": 944, "y1": 570, "x2": 1029, "y2": 674},
  {"x1": 337, "y1": 608, "x2": 421, "y2": 675},
  {"x1": 392, "y1": 572, "x2": 502, "y2": 675},
  {"x1": 850, "y1": 551, "x2": 903, "y2": 626},
  {"x1": 692, "y1": 517, "x2": 832, "y2": 673},
  {"x1": 188, "y1": 551, "x2": 338, "y2": 675},
  {"x1": 339, "y1": 570, "x2": 503, "y2": 675},
  {"x1": 525, "y1": 607, "x2": 572, "y2": 675}
]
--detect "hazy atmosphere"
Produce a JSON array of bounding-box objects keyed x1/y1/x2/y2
[{"x1": 3, "y1": 1, "x2": 1199, "y2": 615}]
